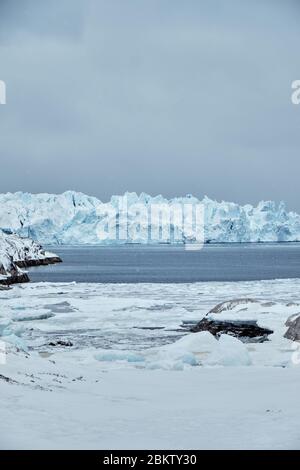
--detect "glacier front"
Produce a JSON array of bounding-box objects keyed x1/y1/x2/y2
[{"x1": 0, "y1": 191, "x2": 299, "y2": 245}]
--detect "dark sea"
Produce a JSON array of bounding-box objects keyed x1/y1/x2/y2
[{"x1": 27, "y1": 243, "x2": 300, "y2": 283}]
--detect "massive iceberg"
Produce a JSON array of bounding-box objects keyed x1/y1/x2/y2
[{"x1": 0, "y1": 191, "x2": 299, "y2": 245}]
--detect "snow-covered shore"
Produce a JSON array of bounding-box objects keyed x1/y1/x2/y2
[
  {"x1": 0, "y1": 191, "x2": 299, "y2": 244},
  {"x1": 0, "y1": 279, "x2": 300, "y2": 449},
  {"x1": 2, "y1": 366, "x2": 299, "y2": 450},
  {"x1": 0, "y1": 231, "x2": 61, "y2": 285}
]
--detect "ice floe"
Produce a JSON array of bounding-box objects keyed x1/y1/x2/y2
[{"x1": 0, "y1": 279, "x2": 299, "y2": 369}]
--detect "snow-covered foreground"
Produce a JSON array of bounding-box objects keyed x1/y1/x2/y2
[
  {"x1": 2, "y1": 367, "x2": 300, "y2": 450},
  {"x1": 1, "y1": 279, "x2": 300, "y2": 449}
]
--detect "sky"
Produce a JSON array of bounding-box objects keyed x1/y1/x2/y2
[{"x1": 0, "y1": 0, "x2": 300, "y2": 210}]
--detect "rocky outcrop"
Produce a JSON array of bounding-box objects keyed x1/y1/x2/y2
[
  {"x1": 191, "y1": 317, "x2": 273, "y2": 342},
  {"x1": 191, "y1": 298, "x2": 274, "y2": 342},
  {"x1": 0, "y1": 249, "x2": 28, "y2": 285},
  {"x1": 0, "y1": 272, "x2": 30, "y2": 286},
  {"x1": 0, "y1": 231, "x2": 61, "y2": 285},
  {"x1": 15, "y1": 256, "x2": 62, "y2": 268},
  {"x1": 208, "y1": 298, "x2": 260, "y2": 314},
  {"x1": 284, "y1": 314, "x2": 300, "y2": 341}
]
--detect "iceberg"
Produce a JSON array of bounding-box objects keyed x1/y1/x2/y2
[
  {"x1": 205, "y1": 334, "x2": 252, "y2": 367},
  {"x1": 95, "y1": 351, "x2": 145, "y2": 363},
  {"x1": 0, "y1": 190, "x2": 299, "y2": 244}
]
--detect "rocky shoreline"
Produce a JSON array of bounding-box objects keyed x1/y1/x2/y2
[
  {"x1": 15, "y1": 256, "x2": 62, "y2": 268},
  {"x1": 0, "y1": 231, "x2": 61, "y2": 286},
  {"x1": 0, "y1": 272, "x2": 30, "y2": 286}
]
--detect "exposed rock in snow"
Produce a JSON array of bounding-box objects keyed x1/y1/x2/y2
[
  {"x1": 0, "y1": 248, "x2": 27, "y2": 285},
  {"x1": 0, "y1": 191, "x2": 299, "y2": 244},
  {"x1": 188, "y1": 296, "x2": 300, "y2": 364},
  {"x1": 0, "y1": 231, "x2": 61, "y2": 285},
  {"x1": 208, "y1": 298, "x2": 260, "y2": 314},
  {"x1": 284, "y1": 314, "x2": 300, "y2": 341},
  {"x1": 148, "y1": 295, "x2": 300, "y2": 368},
  {"x1": 192, "y1": 298, "x2": 274, "y2": 341},
  {"x1": 191, "y1": 317, "x2": 273, "y2": 342}
]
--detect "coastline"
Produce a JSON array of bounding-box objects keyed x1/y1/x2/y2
[{"x1": 0, "y1": 232, "x2": 62, "y2": 286}]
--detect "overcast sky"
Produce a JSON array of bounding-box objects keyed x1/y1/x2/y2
[{"x1": 0, "y1": 0, "x2": 300, "y2": 210}]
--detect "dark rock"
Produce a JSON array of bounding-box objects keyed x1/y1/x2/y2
[
  {"x1": 0, "y1": 374, "x2": 18, "y2": 384},
  {"x1": 192, "y1": 298, "x2": 274, "y2": 342},
  {"x1": 284, "y1": 314, "x2": 300, "y2": 341},
  {"x1": 15, "y1": 256, "x2": 62, "y2": 268},
  {"x1": 0, "y1": 272, "x2": 30, "y2": 286},
  {"x1": 48, "y1": 340, "x2": 73, "y2": 347},
  {"x1": 261, "y1": 302, "x2": 276, "y2": 307},
  {"x1": 0, "y1": 285, "x2": 10, "y2": 290},
  {"x1": 0, "y1": 256, "x2": 62, "y2": 286},
  {"x1": 191, "y1": 317, "x2": 273, "y2": 342}
]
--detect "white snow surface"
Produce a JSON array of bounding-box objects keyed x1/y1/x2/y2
[
  {"x1": 1, "y1": 279, "x2": 300, "y2": 449},
  {"x1": 0, "y1": 191, "x2": 299, "y2": 244}
]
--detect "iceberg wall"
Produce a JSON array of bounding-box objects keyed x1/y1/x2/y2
[{"x1": 0, "y1": 191, "x2": 299, "y2": 245}]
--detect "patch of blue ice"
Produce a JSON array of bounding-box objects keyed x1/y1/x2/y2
[{"x1": 95, "y1": 351, "x2": 145, "y2": 363}]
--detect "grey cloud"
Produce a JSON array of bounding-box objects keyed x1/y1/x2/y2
[{"x1": 0, "y1": 0, "x2": 300, "y2": 211}]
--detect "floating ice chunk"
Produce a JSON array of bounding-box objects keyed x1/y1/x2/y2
[
  {"x1": 145, "y1": 352, "x2": 198, "y2": 371},
  {"x1": 206, "y1": 334, "x2": 251, "y2": 366},
  {"x1": 143, "y1": 332, "x2": 217, "y2": 370},
  {"x1": 0, "y1": 320, "x2": 11, "y2": 336},
  {"x1": 2, "y1": 334, "x2": 28, "y2": 352},
  {"x1": 95, "y1": 350, "x2": 145, "y2": 363},
  {"x1": 167, "y1": 331, "x2": 217, "y2": 355},
  {"x1": 150, "y1": 332, "x2": 251, "y2": 369},
  {"x1": 159, "y1": 332, "x2": 217, "y2": 363},
  {"x1": 12, "y1": 310, "x2": 55, "y2": 322}
]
